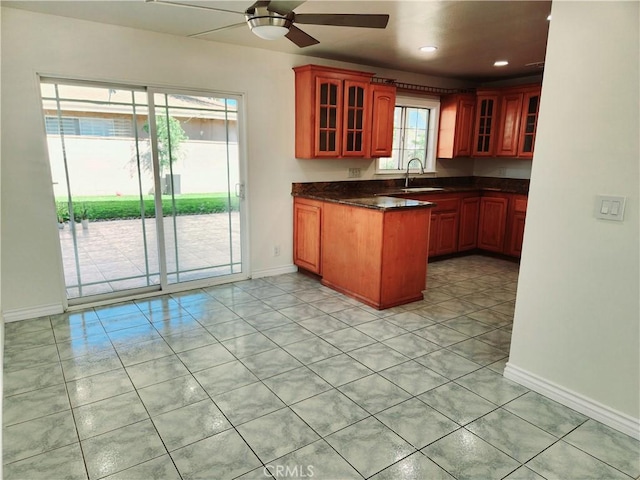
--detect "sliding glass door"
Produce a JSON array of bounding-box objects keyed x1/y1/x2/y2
[
  {"x1": 41, "y1": 79, "x2": 246, "y2": 304},
  {"x1": 151, "y1": 91, "x2": 242, "y2": 285}
]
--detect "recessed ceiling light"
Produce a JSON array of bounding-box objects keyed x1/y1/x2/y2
[
  {"x1": 419, "y1": 45, "x2": 438, "y2": 53},
  {"x1": 494, "y1": 60, "x2": 509, "y2": 67},
  {"x1": 547, "y1": 14, "x2": 552, "y2": 21}
]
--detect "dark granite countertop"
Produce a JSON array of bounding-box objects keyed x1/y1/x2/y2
[
  {"x1": 292, "y1": 176, "x2": 529, "y2": 211},
  {"x1": 297, "y1": 192, "x2": 436, "y2": 211}
]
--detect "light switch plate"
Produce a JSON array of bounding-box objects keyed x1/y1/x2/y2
[{"x1": 595, "y1": 195, "x2": 626, "y2": 221}]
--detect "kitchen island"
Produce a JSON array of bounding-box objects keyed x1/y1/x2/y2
[{"x1": 294, "y1": 194, "x2": 435, "y2": 310}]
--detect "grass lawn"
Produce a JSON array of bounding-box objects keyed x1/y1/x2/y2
[{"x1": 56, "y1": 193, "x2": 239, "y2": 221}]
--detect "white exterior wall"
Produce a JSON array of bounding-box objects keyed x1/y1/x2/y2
[
  {"x1": 0, "y1": 7, "x2": 469, "y2": 315},
  {"x1": 48, "y1": 137, "x2": 240, "y2": 197},
  {"x1": 506, "y1": 1, "x2": 640, "y2": 437}
]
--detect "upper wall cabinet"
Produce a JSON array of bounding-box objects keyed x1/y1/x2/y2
[
  {"x1": 369, "y1": 83, "x2": 396, "y2": 157},
  {"x1": 472, "y1": 90, "x2": 500, "y2": 157},
  {"x1": 437, "y1": 93, "x2": 476, "y2": 158},
  {"x1": 293, "y1": 65, "x2": 396, "y2": 159},
  {"x1": 468, "y1": 84, "x2": 541, "y2": 159},
  {"x1": 517, "y1": 86, "x2": 542, "y2": 158}
]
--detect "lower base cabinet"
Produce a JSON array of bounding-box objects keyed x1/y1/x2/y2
[
  {"x1": 401, "y1": 191, "x2": 526, "y2": 259},
  {"x1": 459, "y1": 196, "x2": 480, "y2": 251},
  {"x1": 321, "y1": 202, "x2": 432, "y2": 309},
  {"x1": 403, "y1": 194, "x2": 460, "y2": 258},
  {"x1": 293, "y1": 198, "x2": 323, "y2": 274},
  {"x1": 505, "y1": 195, "x2": 528, "y2": 257},
  {"x1": 478, "y1": 194, "x2": 509, "y2": 252}
]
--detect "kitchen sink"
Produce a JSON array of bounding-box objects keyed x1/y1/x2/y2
[{"x1": 399, "y1": 187, "x2": 445, "y2": 193}]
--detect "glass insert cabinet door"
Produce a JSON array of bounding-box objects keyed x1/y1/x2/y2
[
  {"x1": 315, "y1": 77, "x2": 342, "y2": 156},
  {"x1": 518, "y1": 89, "x2": 541, "y2": 156},
  {"x1": 41, "y1": 79, "x2": 246, "y2": 304},
  {"x1": 475, "y1": 96, "x2": 496, "y2": 155},
  {"x1": 342, "y1": 80, "x2": 369, "y2": 156}
]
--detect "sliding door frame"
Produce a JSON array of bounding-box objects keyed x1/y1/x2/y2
[
  {"x1": 147, "y1": 85, "x2": 250, "y2": 292},
  {"x1": 40, "y1": 75, "x2": 251, "y2": 309}
]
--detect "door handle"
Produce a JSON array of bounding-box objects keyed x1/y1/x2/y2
[{"x1": 235, "y1": 183, "x2": 245, "y2": 199}]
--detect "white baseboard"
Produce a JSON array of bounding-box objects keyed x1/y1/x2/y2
[
  {"x1": 2, "y1": 303, "x2": 64, "y2": 323},
  {"x1": 504, "y1": 362, "x2": 640, "y2": 440},
  {"x1": 251, "y1": 264, "x2": 298, "y2": 279}
]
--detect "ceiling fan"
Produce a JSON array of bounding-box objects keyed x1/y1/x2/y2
[{"x1": 146, "y1": 0, "x2": 390, "y2": 47}]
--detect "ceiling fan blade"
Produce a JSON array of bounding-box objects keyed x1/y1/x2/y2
[
  {"x1": 294, "y1": 13, "x2": 389, "y2": 28},
  {"x1": 189, "y1": 21, "x2": 246, "y2": 38},
  {"x1": 285, "y1": 25, "x2": 320, "y2": 48},
  {"x1": 145, "y1": 0, "x2": 245, "y2": 15},
  {"x1": 266, "y1": 0, "x2": 306, "y2": 16}
]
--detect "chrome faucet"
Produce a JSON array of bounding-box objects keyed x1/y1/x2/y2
[{"x1": 405, "y1": 157, "x2": 425, "y2": 187}]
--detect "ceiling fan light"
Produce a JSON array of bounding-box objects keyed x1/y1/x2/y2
[
  {"x1": 250, "y1": 24, "x2": 289, "y2": 40},
  {"x1": 247, "y1": 13, "x2": 292, "y2": 40}
]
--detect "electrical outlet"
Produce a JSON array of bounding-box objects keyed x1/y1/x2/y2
[
  {"x1": 497, "y1": 167, "x2": 507, "y2": 177},
  {"x1": 348, "y1": 168, "x2": 362, "y2": 178},
  {"x1": 273, "y1": 245, "x2": 281, "y2": 257}
]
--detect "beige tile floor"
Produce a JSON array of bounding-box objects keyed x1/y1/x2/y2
[
  {"x1": 3, "y1": 255, "x2": 640, "y2": 479},
  {"x1": 59, "y1": 213, "x2": 241, "y2": 298}
]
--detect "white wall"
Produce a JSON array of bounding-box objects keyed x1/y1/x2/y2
[
  {"x1": 473, "y1": 157, "x2": 532, "y2": 179},
  {"x1": 0, "y1": 7, "x2": 468, "y2": 315},
  {"x1": 0, "y1": 6, "x2": 5, "y2": 471},
  {"x1": 48, "y1": 137, "x2": 240, "y2": 197},
  {"x1": 506, "y1": 1, "x2": 639, "y2": 437}
]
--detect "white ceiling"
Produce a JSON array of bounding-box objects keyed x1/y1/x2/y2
[{"x1": 4, "y1": 0, "x2": 551, "y2": 82}]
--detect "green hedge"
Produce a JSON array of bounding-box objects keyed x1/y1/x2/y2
[{"x1": 57, "y1": 194, "x2": 239, "y2": 221}]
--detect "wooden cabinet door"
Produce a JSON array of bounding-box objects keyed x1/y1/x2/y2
[
  {"x1": 473, "y1": 93, "x2": 500, "y2": 157},
  {"x1": 437, "y1": 94, "x2": 475, "y2": 158},
  {"x1": 518, "y1": 87, "x2": 541, "y2": 158},
  {"x1": 369, "y1": 84, "x2": 396, "y2": 157},
  {"x1": 505, "y1": 195, "x2": 528, "y2": 257},
  {"x1": 342, "y1": 80, "x2": 370, "y2": 157},
  {"x1": 437, "y1": 212, "x2": 459, "y2": 255},
  {"x1": 506, "y1": 212, "x2": 526, "y2": 257},
  {"x1": 293, "y1": 198, "x2": 323, "y2": 274},
  {"x1": 478, "y1": 196, "x2": 508, "y2": 252},
  {"x1": 428, "y1": 214, "x2": 438, "y2": 257},
  {"x1": 455, "y1": 97, "x2": 476, "y2": 157},
  {"x1": 315, "y1": 77, "x2": 343, "y2": 157},
  {"x1": 459, "y1": 196, "x2": 480, "y2": 251},
  {"x1": 424, "y1": 196, "x2": 460, "y2": 257},
  {"x1": 496, "y1": 92, "x2": 524, "y2": 157}
]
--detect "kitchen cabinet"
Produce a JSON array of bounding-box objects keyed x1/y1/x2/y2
[
  {"x1": 495, "y1": 85, "x2": 542, "y2": 158},
  {"x1": 429, "y1": 197, "x2": 460, "y2": 257},
  {"x1": 518, "y1": 87, "x2": 541, "y2": 158},
  {"x1": 293, "y1": 64, "x2": 396, "y2": 159},
  {"x1": 472, "y1": 90, "x2": 500, "y2": 157},
  {"x1": 437, "y1": 94, "x2": 476, "y2": 158},
  {"x1": 478, "y1": 194, "x2": 509, "y2": 252},
  {"x1": 401, "y1": 194, "x2": 460, "y2": 257},
  {"x1": 495, "y1": 91, "x2": 524, "y2": 157},
  {"x1": 293, "y1": 197, "x2": 323, "y2": 274},
  {"x1": 505, "y1": 195, "x2": 528, "y2": 257},
  {"x1": 458, "y1": 196, "x2": 480, "y2": 251},
  {"x1": 400, "y1": 190, "x2": 526, "y2": 258},
  {"x1": 321, "y1": 201, "x2": 431, "y2": 309},
  {"x1": 471, "y1": 84, "x2": 541, "y2": 159},
  {"x1": 369, "y1": 83, "x2": 396, "y2": 157}
]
